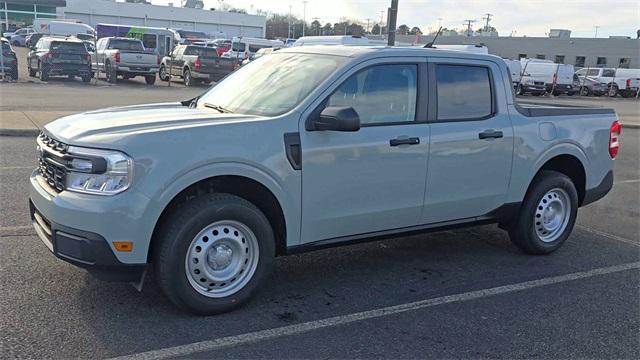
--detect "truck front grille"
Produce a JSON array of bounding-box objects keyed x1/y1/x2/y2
[{"x1": 37, "y1": 132, "x2": 68, "y2": 193}]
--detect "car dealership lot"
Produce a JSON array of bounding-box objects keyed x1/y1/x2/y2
[{"x1": 1, "y1": 78, "x2": 639, "y2": 358}]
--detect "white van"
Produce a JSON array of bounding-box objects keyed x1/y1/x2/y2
[
  {"x1": 33, "y1": 19, "x2": 95, "y2": 37},
  {"x1": 222, "y1": 37, "x2": 283, "y2": 61},
  {"x1": 521, "y1": 60, "x2": 576, "y2": 95},
  {"x1": 291, "y1": 35, "x2": 369, "y2": 47},
  {"x1": 503, "y1": 59, "x2": 522, "y2": 85}
]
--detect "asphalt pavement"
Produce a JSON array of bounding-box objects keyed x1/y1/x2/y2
[{"x1": 0, "y1": 127, "x2": 638, "y2": 358}]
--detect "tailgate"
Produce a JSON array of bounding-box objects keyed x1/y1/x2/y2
[
  {"x1": 198, "y1": 57, "x2": 234, "y2": 75},
  {"x1": 120, "y1": 51, "x2": 157, "y2": 67}
]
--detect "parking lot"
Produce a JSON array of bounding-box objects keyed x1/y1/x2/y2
[{"x1": 1, "y1": 60, "x2": 639, "y2": 358}]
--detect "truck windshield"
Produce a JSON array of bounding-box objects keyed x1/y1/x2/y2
[
  {"x1": 108, "y1": 39, "x2": 144, "y2": 51},
  {"x1": 198, "y1": 53, "x2": 346, "y2": 116}
]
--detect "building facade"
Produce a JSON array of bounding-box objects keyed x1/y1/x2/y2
[
  {"x1": 59, "y1": 0, "x2": 265, "y2": 38},
  {"x1": 1, "y1": 0, "x2": 64, "y2": 33},
  {"x1": 373, "y1": 34, "x2": 640, "y2": 69}
]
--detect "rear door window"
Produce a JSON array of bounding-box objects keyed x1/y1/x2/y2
[{"x1": 435, "y1": 64, "x2": 493, "y2": 121}]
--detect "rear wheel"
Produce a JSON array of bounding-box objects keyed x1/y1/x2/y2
[
  {"x1": 39, "y1": 64, "x2": 49, "y2": 81},
  {"x1": 508, "y1": 170, "x2": 578, "y2": 254},
  {"x1": 183, "y1": 68, "x2": 194, "y2": 87},
  {"x1": 145, "y1": 74, "x2": 156, "y2": 85},
  {"x1": 105, "y1": 62, "x2": 117, "y2": 83},
  {"x1": 608, "y1": 84, "x2": 618, "y2": 97},
  {"x1": 580, "y1": 86, "x2": 590, "y2": 96},
  {"x1": 154, "y1": 193, "x2": 275, "y2": 315},
  {"x1": 81, "y1": 73, "x2": 91, "y2": 83}
]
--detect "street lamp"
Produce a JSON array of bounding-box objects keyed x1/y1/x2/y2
[{"x1": 302, "y1": 1, "x2": 308, "y2": 37}]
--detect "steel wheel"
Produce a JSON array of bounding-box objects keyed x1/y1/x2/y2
[
  {"x1": 185, "y1": 220, "x2": 259, "y2": 298},
  {"x1": 534, "y1": 188, "x2": 571, "y2": 243}
]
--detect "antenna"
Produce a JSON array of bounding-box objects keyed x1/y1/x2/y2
[
  {"x1": 463, "y1": 19, "x2": 476, "y2": 36},
  {"x1": 424, "y1": 26, "x2": 443, "y2": 47}
]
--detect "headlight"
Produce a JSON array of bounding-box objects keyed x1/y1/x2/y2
[{"x1": 65, "y1": 146, "x2": 133, "y2": 195}]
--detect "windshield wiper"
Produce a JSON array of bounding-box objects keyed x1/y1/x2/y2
[{"x1": 203, "y1": 103, "x2": 234, "y2": 114}]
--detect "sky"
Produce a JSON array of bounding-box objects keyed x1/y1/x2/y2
[{"x1": 142, "y1": 0, "x2": 640, "y2": 38}]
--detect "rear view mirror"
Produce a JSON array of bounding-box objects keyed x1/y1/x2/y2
[{"x1": 307, "y1": 106, "x2": 360, "y2": 132}]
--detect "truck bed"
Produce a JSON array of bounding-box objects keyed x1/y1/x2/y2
[{"x1": 516, "y1": 101, "x2": 616, "y2": 117}]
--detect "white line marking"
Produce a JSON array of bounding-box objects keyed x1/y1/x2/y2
[
  {"x1": 0, "y1": 166, "x2": 34, "y2": 170},
  {"x1": 110, "y1": 261, "x2": 640, "y2": 360},
  {"x1": 577, "y1": 225, "x2": 639, "y2": 247},
  {"x1": 0, "y1": 225, "x2": 33, "y2": 232},
  {"x1": 614, "y1": 179, "x2": 640, "y2": 185}
]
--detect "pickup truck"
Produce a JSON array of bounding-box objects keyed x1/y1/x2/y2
[
  {"x1": 92, "y1": 37, "x2": 159, "y2": 84},
  {"x1": 158, "y1": 44, "x2": 235, "y2": 86},
  {"x1": 29, "y1": 46, "x2": 620, "y2": 315}
]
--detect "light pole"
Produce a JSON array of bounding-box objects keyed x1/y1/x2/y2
[
  {"x1": 302, "y1": 1, "x2": 308, "y2": 37},
  {"x1": 594, "y1": 25, "x2": 600, "y2": 38},
  {"x1": 288, "y1": 5, "x2": 292, "y2": 38}
]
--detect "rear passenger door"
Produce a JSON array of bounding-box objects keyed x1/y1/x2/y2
[{"x1": 421, "y1": 58, "x2": 514, "y2": 224}]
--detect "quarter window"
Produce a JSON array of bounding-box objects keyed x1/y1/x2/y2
[
  {"x1": 436, "y1": 65, "x2": 492, "y2": 121},
  {"x1": 327, "y1": 64, "x2": 417, "y2": 125}
]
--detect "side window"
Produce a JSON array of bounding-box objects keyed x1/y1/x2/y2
[
  {"x1": 587, "y1": 69, "x2": 601, "y2": 76},
  {"x1": 575, "y1": 68, "x2": 587, "y2": 76},
  {"x1": 435, "y1": 64, "x2": 492, "y2": 121},
  {"x1": 327, "y1": 64, "x2": 418, "y2": 125}
]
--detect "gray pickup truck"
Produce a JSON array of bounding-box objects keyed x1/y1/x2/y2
[
  {"x1": 29, "y1": 46, "x2": 619, "y2": 315},
  {"x1": 159, "y1": 44, "x2": 235, "y2": 86},
  {"x1": 92, "y1": 37, "x2": 159, "y2": 84}
]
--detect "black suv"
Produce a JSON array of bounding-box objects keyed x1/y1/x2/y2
[
  {"x1": 28, "y1": 37, "x2": 92, "y2": 82},
  {"x1": 1, "y1": 38, "x2": 18, "y2": 80}
]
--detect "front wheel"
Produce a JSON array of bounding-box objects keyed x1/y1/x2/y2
[
  {"x1": 580, "y1": 86, "x2": 590, "y2": 96},
  {"x1": 154, "y1": 193, "x2": 275, "y2": 315},
  {"x1": 39, "y1": 64, "x2": 49, "y2": 81},
  {"x1": 508, "y1": 170, "x2": 578, "y2": 254},
  {"x1": 183, "y1": 69, "x2": 194, "y2": 87},
  {"x1": 608, "y1": 85, "x2": 618, "y2": 97},
  {"x1": 159, "y1": 65, "x2": 169, "y2": 81}
]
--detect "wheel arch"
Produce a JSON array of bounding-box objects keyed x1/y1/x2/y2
[
  {"x1": 529, "y1": 153, "x2": 587, "y2": 206},
  {"x1": 147, "y1": 167, "x2": 291, "y2": 263}
]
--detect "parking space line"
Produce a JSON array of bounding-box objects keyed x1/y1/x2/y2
[
  {"x1": 614, "y1": 179, "x2": 640, "y2": 185},
  {"x1": 0, "y1": 166, "x2": 34, "y2": 170},
  {"x1": 576, "y1": 225, "x2": 639, "y2": 247},
  {"x1": 109, "y1": 261, "x2": 640, "y2": 360}
]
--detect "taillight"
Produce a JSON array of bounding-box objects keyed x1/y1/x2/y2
[
  {"x1": 626, "y1": 79, "x2": 631, "y2": 88},
  {"x1": 609, "y1": 121, "x2": 621, "y2": 159},
  {"x1": 195, "y1": 58, "x2": 201, "y2": 71},
  {"x1": 12, "y1": 59, "x2": 17, "y2": 66},
  {"x1": 114, "y1": 52, "x2": 120, "y2": 63},
  {"x1": 157, "y1": 53, "x2": 161, "y2": 65},
  {"x1": 85, "y1": 53, "x2": 91, "y2": 62}
]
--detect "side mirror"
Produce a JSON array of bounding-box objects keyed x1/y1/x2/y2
[{"x1": 307, "y1": 106, "x2": 360, "y2": 132}]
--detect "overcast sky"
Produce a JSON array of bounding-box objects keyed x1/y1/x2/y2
[{"x1": 143, "y1": 0, "x2": 639, "y2": 38}]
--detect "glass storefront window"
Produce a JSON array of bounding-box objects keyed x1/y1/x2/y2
[
  {"x1": 7, "y1": 4, "x2": 34, "y2": 12},
  {"x1": 36, "y1": 5, "x2": 57, "y2": 14}
]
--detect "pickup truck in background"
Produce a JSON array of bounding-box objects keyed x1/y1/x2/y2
[
  {"x1": 30, "y1": 46, "x2": 619, "y2": 315},
  {"x1": 92, "y1": 37, "x2": 159, "y2": 84},
  {"x1": 159, "y1": 44, "x2": 235, "y2": 86}
]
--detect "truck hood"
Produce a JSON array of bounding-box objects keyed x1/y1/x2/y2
[{"x1": 44, "y1": 103, "x2": 263, "y2": 145}]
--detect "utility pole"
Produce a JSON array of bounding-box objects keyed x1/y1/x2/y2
[
  {"x1": 302, "y1": 1, "x2": 308, "y2": 37},
  {"x1": 482, "y1": 13, "x2": 492, "y2": 31},
  {"x1": 365, "y1": 18, "x2": 371, "y2": 33},
  {"x1": 463, "y1": 19, "x2": 476, "y2": 36},
  {"x1": 313, "y1": 17, "x2": 320, "y2": 35},
  {"x1": 594, "y1": 25, "x2": 600, "y2": 38},
  {"x1": 387, "y1": 0, "x2": 398, "y2": 46},
  {"x1": 379, "y1": 10, "x2": 385, "y2": 35},
  {"x1": 288, "y1": 5, "x2": 292, "y2": 38}
]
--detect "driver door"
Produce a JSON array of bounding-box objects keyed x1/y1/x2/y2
[{"x1": 299, "y1": 58, "x2": 430, "y2": 244}]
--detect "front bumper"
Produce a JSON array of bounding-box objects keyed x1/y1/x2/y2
[
  {"x1": 29, "y1": 169, "x2": 156, "y2": 276},
  {"x1": 522, "y1": 85, "x2": 546, "y2": 93},
  {"x1": 29, "y1": 200, "x2": 145, "y2": 281}
]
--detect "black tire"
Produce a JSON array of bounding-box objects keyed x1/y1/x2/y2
[
  {"x1": 159, "y1": 65, "x2": 169, "y2": 81},
  {"x1": 154, "y1": 193, "x2": 275, "y2": 315},
  {"x1": 508, "y1": 170, "x2": 578, "y2": 255},
  {"x1": 81, "y1": 73, "x2": 91, "y2": 83},
  {"x1": 105, "y1": 62, "x2": 117, "y2": 83},
  {"x1": 608, "y1": 84, "x2": 618, "y2": 97},
  {"x1": 28, "y1": 63, "x2": 36, "y2": 77},
  {"x1": 183, "y1": 68, "x2": 194, "y2": 87},
  {"x1": 145, "y1": 74, "x2": 156, "y2": 85},
  {"x1": 516, "y1": 84, "x2": 524, "y2": 96},
  {"x1": 580, "y1": 86, "x2": 590, "y2": 96},
  {"x1": 39, "y1": 64, "x2": 49, "y2": 81},
  {"x1": 67, "y1": 74, "x2": 75, "y2": 80}
]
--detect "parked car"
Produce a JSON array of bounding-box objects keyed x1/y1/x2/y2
[
  {"x1": 520, "y1": 60, "x2": 575, "y2": 95},
  {"x1": 26, "y1": 33, "x2": 44, "y2": 48},
  {"x1": 578, "y1": 77, "x2": 608, "y2": 96},
  {"x1": 175, "y1": 29, "x2": 209, "y2": 45},
  {"x1": 27, "y1": 37, "x2": 92, "y2": 82},
  {"x1": 29, "y1": 46, "x2": 619, "y2": 315},
  {"x1": 96, "y1": 24, "x2": 177, "y2": 57},
  {"x1": 222, "y1": 37, "x2": 283, "y2": 62},
  {"x1": 0, "y1": 37, "x2": 18, "y2": 80},
  {"x1": 6, "y1": 27, "x2": 35, "y2": 47},
  {"x1": 159, "y1": 44, "x2": 235, "y2": 86},
  {"x1": 575, "y1": 67, "x2": 640, "y2": 98},
  {"x1": 241, "y1": 47, "x2": 279, "y2": 66},
  {"x1": 93, "y1": 37, "x2": 159, "y2": 84},
  {"x1": 205, "y1": 39, "x2": 231, "y2": 57}
]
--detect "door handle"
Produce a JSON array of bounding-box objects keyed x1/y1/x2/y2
[
  {"x1": 478, "y1": 130, "x2": 504, "y2": 140},
  {"x1": 390, "y1": 137, "x2": 420, "y2": 146}
]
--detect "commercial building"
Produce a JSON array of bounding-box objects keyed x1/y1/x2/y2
[
  {"x1": 376, "y1": 33, "x2": 640, "y2": 69},
  {"x1": 2, "y1": 0, "x2": 265, "y2": 38},
  {"x1": 60, "y1": 0, "x2": 265, "y2": 38}
]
